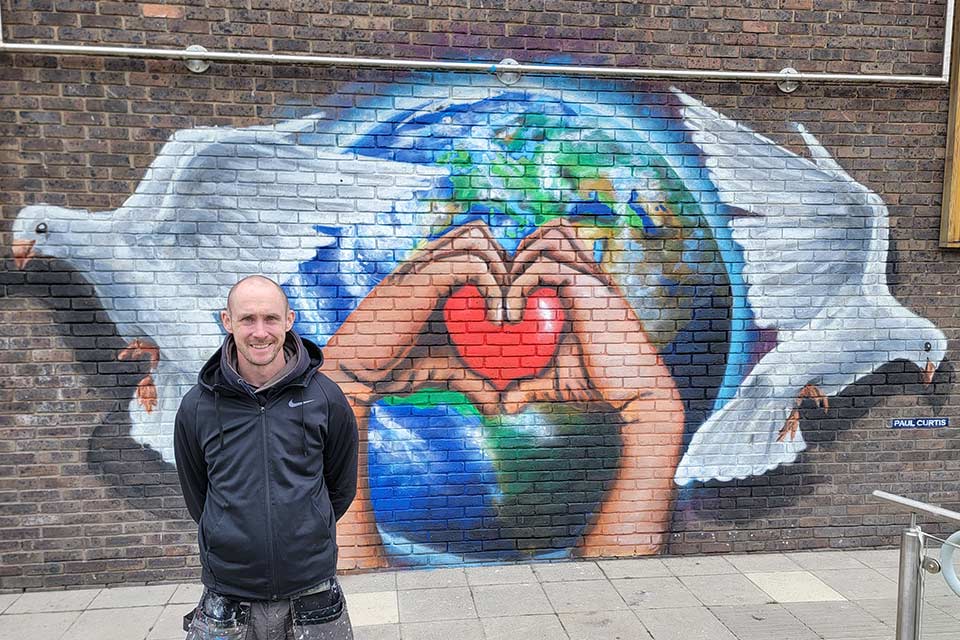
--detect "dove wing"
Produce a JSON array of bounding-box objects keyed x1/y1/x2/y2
[
  {"x1": 123, "y1": 114, "x2": 329, "y2": 217},
  {"x1": 673, "y1": 355, "x2": 807, "y2": 484},
  {"x1": 121, "y1": 120, "x2": 444, "y2": 277},
  {"x1": 674, "y1": 90, "x2": 884, "y2": 332}
]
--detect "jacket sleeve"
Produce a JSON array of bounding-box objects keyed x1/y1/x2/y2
[
  {"x1": 323, "y1": 384, "x2": 359, "y2": 521},
  {"x1": 174, "y1": 391, "x2": 208, "y2": 524}
]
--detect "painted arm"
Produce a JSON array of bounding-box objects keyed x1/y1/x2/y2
[
  {"x1": 321, "y1": 221, "x2": 507, "y2": 569},
  {"x1": 503, "y1": 220, "x2": 685, "y2": 556}
]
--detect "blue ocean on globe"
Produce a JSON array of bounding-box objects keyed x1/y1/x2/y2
[{"x1": 284, "y1": 85, "x2": 745, "y2": 564}]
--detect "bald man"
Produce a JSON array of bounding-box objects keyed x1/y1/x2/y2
[{"x1": 175, "y1": 275, "x2": 359, "y2": 640}]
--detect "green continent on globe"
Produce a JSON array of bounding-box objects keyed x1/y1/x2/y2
[{"x1": 427, "y1": 107, "x2": 725, "y2": 348}]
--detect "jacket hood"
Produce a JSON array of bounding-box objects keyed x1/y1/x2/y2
[{"x1": 198, "y1": 331, "x2": 324, "y2": 395}]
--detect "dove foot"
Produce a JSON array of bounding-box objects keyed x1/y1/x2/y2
[
  {"x1": 777, "y1": 409, "x2": 800, "y2": 442},
  {"x1": 777, "y1": 384, "x2": 828, "y2": 442},
  {"x1": 797, "y1": 383, "x2": 829, "y2": 411},
  {"x1": 118, "y1": 338, "x2": 160, "y2": 413},
  {"x1": 136, "y1": 374, "x2": 158, "y2": 413},
  {"x1": 118, "y1": 338, "x2": 160, "y2": 366}
]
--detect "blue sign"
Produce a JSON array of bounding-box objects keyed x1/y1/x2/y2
[{"x1": 891, "y1": 418, "x2": 950, "y2": 429}]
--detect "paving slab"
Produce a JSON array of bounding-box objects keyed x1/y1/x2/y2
[
  {"x1": 611, "y1": 576, "x2": 701, "y2": 609},
  {"x1": 64, "y1": 606, "x2": 164, "y2": 640},
  {"x1": 745, "y1": 571, "x2": 846, "y2": 603},
  {"x1": 353, "y1": 623, "x2": 401, "y2": 640},
  {"x1": 872, "y1": 563, "x2": 953, "y2": 599},
  {"x1": 399, "y1": 617, "x2": 484, "y2": 640},
  {"x1": 725, "y1": 553, "x2": 802, "y2": 574},
  {"x1": 147, "y1": 605, "x2": 191, "y2": 640},
  {"x1": 340, "y1": 571, "x2": 398, "y2": 594},
  {"x1": 789, "y1": 551, "x2": 867, "y2": 571},
  {"x1": 0, "y1": 594, "x2": 19, "y2": 615},
  {"x1": 855, "y1": 597, "x2": 957, "y2": 631},
  {"x1": 472, "y1": 582, "x2": 553, "y2": 617},
  {"x1": 845, "y1": 548, "x2": 900, "y2": 569},
  {"x1": 89, "y1": 584, "x2": 177, "y2": 609},
  {"x1": 783, "y1": 601, "x2": 891, "y2": 639},
  {"x1": 680, "y1": 573, "x2": 772, "y2": 607},
  {"x1": 559, "y1": 609, "x2": 652, "y2": 640},
  {"x1": 541, "y1": 579, "x2": 628, "y2": 614},
  {"x1": 926, "y1": 594, "x2": 960, "y2": 618},
  {"x1": 465, "y1": 564, "x2": 537, "y2": 586},
  {"x1": 347, "y1": 591, "x2": 399, "y2": 626},
  {"x1": 634, "y1": 606, "x2": 737, "y2": 640},
  {"x1": 811, "y1": 568, "x2": 898, "y2": 600},
  {"x1": 855, "y1": 598, "x2": 896, "y2": 627},
  {"x1": 873, "y1": 565, "x2": 898, "y2": 580},
  {"x1": 597, "y1": 558, "x2": 671, "y2": 579},
  {"x1": 482, "y1": 613, "x2": 569, "y2": 640},
  {"x1": 662, "y1": 556, "x2": 737, "y2": 577},
  {"x1": 5, "y1": 588, "x2": 100, "y2": 614},
  {"x1": 168, "y1": 583, "x2": 203, "y2": 605},
  {"x1": 395, "y1": 567, "x2": 466, "y2": 590},
  {"x1": 710, "y1": 603, "x2": 820, "y2": 640},
  {"x1": 0, "y1": 611, "x2": 80, "y2": 639},
  {"x1": 397, "y1": 587, "x2": 476, "y2": 622},
  {"x1": 533, "y1": 560, "x2": 605, "y2": 582}
]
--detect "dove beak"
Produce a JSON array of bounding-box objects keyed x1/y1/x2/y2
[
  {"x1": 12, "y1": 239, "x2": 36, "y2": 269},
  {"x1": 923, "y1": 359, "x2": 936, "y2": 385}
]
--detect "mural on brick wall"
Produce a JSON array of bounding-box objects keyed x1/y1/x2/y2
[{"x1": 10, "y1": 78, "x2": 947, "y2": 567}]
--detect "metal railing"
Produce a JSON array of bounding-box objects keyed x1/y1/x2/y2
[
  {"x1": 0, "y1": 1, "x2": 956, "y2": 87},
  {"x1": 872, "y1": 490, "x2": 960, "y2": 640}
]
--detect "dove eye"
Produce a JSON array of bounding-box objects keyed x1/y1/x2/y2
[
  {"x1": 35, "y1": 222, "x2": 48, "y2": 234},
  {"x1": 924, "y1": 342, "x2": 932, "y2": 352}
]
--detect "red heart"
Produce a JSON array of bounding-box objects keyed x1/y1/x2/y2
[{"x1": 443, "y1": 284, "x2": 565, "y2": 391}]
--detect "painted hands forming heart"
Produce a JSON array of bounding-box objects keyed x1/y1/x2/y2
[{"x1": 323, "y1": 219, "x2": 685, "y2": 568}]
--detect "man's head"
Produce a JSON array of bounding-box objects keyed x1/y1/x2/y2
[{"x1": 221, "y1": 276, "x2": 295, "y2": 384}]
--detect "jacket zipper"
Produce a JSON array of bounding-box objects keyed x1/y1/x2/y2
[{"x1": 260, "y1": 402, "x2": 279, "y2": 600}]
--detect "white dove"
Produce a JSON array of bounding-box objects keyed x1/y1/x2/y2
[
  {"x1": 12, "y1": 118, "x2": 445, "y2": 462},
  {"x1": 672, "y1": 90, "x2": 947, "y2": 484}
]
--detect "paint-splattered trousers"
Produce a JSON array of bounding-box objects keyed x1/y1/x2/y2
[
  {"x1": 184, "y1": 579, "x2": 354, "y2": 640},
  {"x1": 245, "y1": 598, "x2": 354, "y2": 640}
]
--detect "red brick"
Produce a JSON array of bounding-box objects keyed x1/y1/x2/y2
[{"x1": 141, "y1": 4, "x2": 184, "y2": 19}]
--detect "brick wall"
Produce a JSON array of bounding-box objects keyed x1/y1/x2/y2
[{"x1": 2, "y1": 0, "x2": 959, "y2": 589}]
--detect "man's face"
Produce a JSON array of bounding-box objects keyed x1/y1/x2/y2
[{"x1": 220, "y1": 279, "x2": 295, "y2": 375}]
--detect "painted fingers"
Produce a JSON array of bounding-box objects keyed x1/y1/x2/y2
[
  {"x1": 503, "y1": 219, "x2": 666, "y2": 411},
  {"x1": 325, "y1": 221, "x2": 506, "y2": 390}
]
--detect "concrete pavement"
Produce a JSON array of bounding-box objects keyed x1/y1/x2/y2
[{"x1": 0, "y1": 548, "x2": 958, "y2": 639}]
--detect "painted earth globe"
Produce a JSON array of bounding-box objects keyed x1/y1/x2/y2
[{"x1": 293, "y1": 89, "x2": 727, "y2": 565}]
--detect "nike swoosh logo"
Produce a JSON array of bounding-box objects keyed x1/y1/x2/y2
[{"x1": 288, "y1": 399, "x2": 316, "y2": 408}]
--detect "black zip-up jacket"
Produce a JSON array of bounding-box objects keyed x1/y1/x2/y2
[{"x1": 174, "y1": 331, "x2": 358, "y2": 601}]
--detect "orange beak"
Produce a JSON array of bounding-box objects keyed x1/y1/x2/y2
[
  {"x1": 923, "y1": 359, "x2": 936, "y2": 385},
  {"x1": 12, "y1": 239, "x2": 36, "y2": 269}
]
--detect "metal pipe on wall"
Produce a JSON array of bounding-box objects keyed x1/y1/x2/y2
[{"x1": 0, "y1": 2, "x2": 954, "y2": 86}]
